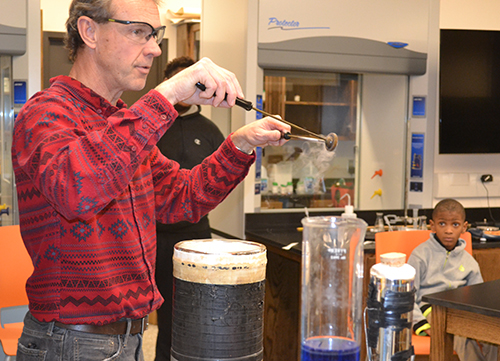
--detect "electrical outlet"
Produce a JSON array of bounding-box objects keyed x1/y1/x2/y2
[{"x1": 481, "y1": 174, "x2": 493, "y2": 183}]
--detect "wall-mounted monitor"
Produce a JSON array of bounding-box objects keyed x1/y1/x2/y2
[{"x1": 439, "y1": 29, "x2": 500, "y2": 154}]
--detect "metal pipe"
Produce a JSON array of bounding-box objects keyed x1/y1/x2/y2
[
  {"x1": 283, "y1": 133, "x2": 325, "y2": 143},
  {"x1": 282, "y1": 132, "x2": 338, "y2": 152}
]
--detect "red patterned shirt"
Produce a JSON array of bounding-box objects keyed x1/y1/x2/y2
[{"x1": 12, "y1": 76, "x2": 254, "y2": 325}]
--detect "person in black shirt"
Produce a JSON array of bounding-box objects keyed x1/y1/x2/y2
[{"x1": 154, "y1": 56, "x2": 225, "y2": 361}]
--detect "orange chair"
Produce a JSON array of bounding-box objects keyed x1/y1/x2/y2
[
  {"x1": 0, "y1": 225, "x2": 33, "y2": 360},
  {"x1": 374, "y1": 230, "x2": 472, "y2": 356}
]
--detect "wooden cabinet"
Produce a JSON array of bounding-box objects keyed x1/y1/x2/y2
[
  {"x1": 264, "y1": 75, "x2": 358, "y2": 140},
  {"x1": 473, "y1": 247, "x2": 500, "y2": 282}
]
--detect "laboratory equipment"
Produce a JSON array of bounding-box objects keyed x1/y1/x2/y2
[
  {"x1": 366, "y1": 253, "x2": 416, "y2": 361},
  {"x1": 374, "y1": 213, "x2": 385, "y2": 232},
  {"x1": 195, "y1": 82, "x2": 339, "y2": 151},
  {"x1": 300, "y1": 216, "x2": 367, "y2": 361},
  {"x1": 171, "y1": 239, "x2": 267, "y2": 361}
]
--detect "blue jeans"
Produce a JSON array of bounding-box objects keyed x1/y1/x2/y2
[{"x1": 16, "y1": 312, "x2": 145, "y2": 361}]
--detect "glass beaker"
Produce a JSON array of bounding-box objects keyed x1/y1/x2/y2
[
  {"x1": 419, "y1": 215, "x2": 427, "y2": 230},
  {"x1": 374, "y1": 212, "x2": 385, "y2": 232},
  {"x1": 300, "y1": 216, "x2": 367, "y2": 361}
]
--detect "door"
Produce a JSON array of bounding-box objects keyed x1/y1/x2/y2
[{"x1": 0, "y1": 55, "x2": 17, "y2": 225}]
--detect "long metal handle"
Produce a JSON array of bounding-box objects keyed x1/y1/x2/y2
[
  {"x1": 282, "y1": 133, "x2": 325, "y2": 143},
  {"x1": 194, "y1": 82, "x2": 325, "y2": 140}
]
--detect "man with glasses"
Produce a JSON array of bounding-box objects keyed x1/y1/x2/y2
[{"x1": 12, "y1": 0, "x2": 290, "y2": 360}]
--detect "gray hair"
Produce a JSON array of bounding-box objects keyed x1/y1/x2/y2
[{"x1": 64, "y1": 0, "x2": 163, "y2": 62}]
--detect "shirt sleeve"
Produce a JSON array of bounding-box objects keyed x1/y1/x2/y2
[
  {"x1": 465, "y1": 254, "x2": 484, "y2": 286},
  {"x1": 408, "y1": 253, "x2": 429, "y2": 331},
  {"x1": 151, "y1": 135, "x2": 255, "y2": 224},
  {"x1": 13, "y1": 90, "x2": 176, "y2": 221}
]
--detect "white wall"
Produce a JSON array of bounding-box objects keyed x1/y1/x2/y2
[
  {"x1": 440, "y1": 0, "x2": 500, "y2": 30},
  {"x1": 199, "y1": 0, "x2": 252, "y2": 239},
  {"x1": 406, "y1": 0, "x2": 440, "y2": 210},
  {"x1": 432, "y1": 0, "x2": 500, "y2": 208},
  {"x1": 358, "y1": 75, "x2": 407, "y2": 210}
]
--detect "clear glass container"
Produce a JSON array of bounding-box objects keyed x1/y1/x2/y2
[
  {"x1": 419, "y1": 215, "x2": 427, "y2": 230},
  {"x1": 374, "y1": 212, "x2": 385, "y2": 232},
  {"x1": 300, "y1": 216, "x2": 367, "y2": 361}
]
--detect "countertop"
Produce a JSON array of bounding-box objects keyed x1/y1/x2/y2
[
  {"x1": 245, "y1": 212, "x2": 500, "y2": 261},
  {"x1": 423, "y1": 279, "x2": 500, "y2": 318},
  {"x1": 245, "y1": 227, "x2": 376, "y2": 260}
]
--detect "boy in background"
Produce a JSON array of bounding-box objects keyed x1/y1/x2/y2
[{"x1": 408, "y1": 198, "x2": 496, "y2": 361}]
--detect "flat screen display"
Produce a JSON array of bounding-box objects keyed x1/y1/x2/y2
[{"x1": 440, "y1": 29, "x2": 500, "y2": 154}]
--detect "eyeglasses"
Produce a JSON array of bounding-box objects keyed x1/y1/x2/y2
[{"x1": 107, "y1": 19, "x2": 166, "y2": 45}]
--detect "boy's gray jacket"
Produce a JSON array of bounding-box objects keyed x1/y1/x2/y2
[{"x1": 408, "y1": 233, "x2": 483, "y2": 331}]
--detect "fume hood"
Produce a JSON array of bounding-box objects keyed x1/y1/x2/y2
[{"x1": 258, "y1": 0, "x2": 429, "y2": 75}]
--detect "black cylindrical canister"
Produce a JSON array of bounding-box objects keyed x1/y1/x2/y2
[{"x1": 171, "y1": 239, "x2": 267, "y2": 361}]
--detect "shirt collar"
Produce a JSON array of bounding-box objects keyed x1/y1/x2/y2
[
  {"x1": 431, "y1": 232, "x2": 463, "y2": 252},
  {"x1": 49, "y1": 75, "x2": 127, "y2": 113}
]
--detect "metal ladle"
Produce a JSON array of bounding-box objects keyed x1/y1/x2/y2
[{"x1": 195, "y1": 82, "x2": 339, "y2": 151}]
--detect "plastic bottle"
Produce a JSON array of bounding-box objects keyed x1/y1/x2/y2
[
  {"x1": 272, "y1": 182, "x2": 279, "y2": 194},
  {"x1": 302, "y1": 163, "x2": 316, "y2": 195},
  {"x1": 340, "y1": 193, "x2": 356, "y2": 219},
  {"x1": 296, "y1": 181, "x2": 305, "y2": 195},
  {"x1": 261, "y1": 166, "x2": 268, "y2": 194}
]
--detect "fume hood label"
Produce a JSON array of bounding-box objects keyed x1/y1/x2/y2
[
  {"x1": 267, "y1": 17, "x2": 329, "y2": 31},
  {"x1": 14, "y1": 80, "x2": 26, "y2": 105},
  {"x1": 411, "y1": 133, "x2": 424, "y2": 179},
  {"x1": 412, "y1": 96, "x2": 426, "y2": 117},
  {"x1": 255, "y1": 95, "x2": 263, "y2": 119}
]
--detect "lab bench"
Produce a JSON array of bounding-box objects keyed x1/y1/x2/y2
[{"x1": 245, "y1": 210, "x2": 500, "y2": 361}]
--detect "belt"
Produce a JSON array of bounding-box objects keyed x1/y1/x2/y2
[{"x1": 55, "y1": 315, "x2": 148, "y2": 335}]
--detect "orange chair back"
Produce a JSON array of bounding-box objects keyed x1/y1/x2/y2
[
  {"x1": 375, "y1": 230, "x2": 472, "y2": 263},
  {"x1": 0, "y1": 225, "x2": 33, "y2": 310}
]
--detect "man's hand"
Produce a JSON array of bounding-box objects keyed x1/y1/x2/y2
[
  {"x1": 231, "y1": 117, "x2": 292, "y2": 154},
  {"x1": 155, "y1": 57, "x2": 243, "y2": 108}
]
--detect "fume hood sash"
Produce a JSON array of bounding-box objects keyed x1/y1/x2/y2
[
  {"x1": 258, "y1": 36, "x2": 427, "y2": 75},
  {"x1": 0, "y1": 24, "x2": 26, "y2": 55}
]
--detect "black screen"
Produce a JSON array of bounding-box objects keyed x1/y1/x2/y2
[{"x1": 439, "y1": 29, "x2": 500, "y2": 154}]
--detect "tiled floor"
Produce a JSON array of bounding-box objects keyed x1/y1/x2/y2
[{"x1": 142, "y1": 324, "x2": 158, "y2": 361}]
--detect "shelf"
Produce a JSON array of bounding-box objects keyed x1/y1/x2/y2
[{"x1": 284, "y1": 101, "x2": 351, "y2": 106}]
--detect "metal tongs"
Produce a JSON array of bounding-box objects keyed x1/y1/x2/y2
[{"x1": 195, "y1": 82, "x2": 338, "y2": 151}]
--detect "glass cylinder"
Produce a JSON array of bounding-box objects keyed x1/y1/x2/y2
[{"x1": 300, "y1": 216, "x2": 367, "y2": 361}]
